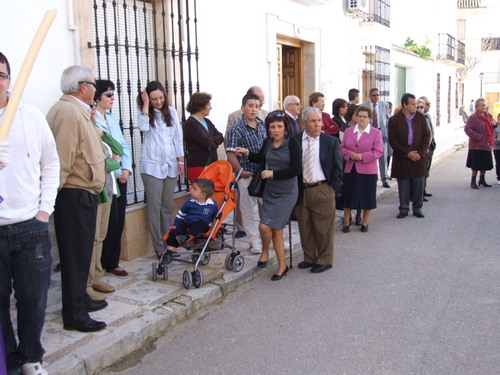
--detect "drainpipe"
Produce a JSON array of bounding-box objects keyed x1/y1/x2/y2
[{"x1": 66, "y1": 0, "x2": 80, "y2": 64}]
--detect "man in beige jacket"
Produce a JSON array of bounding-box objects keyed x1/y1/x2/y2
[{"x1": 47, "y1": 65, "x2": 107, "y2": 333}]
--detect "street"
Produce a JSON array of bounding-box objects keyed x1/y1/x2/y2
[{"x1": 103, "y1": 148, "x2": 499, "y2": 375}]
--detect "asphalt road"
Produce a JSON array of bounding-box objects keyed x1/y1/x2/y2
[{"x1": 103, "y1": 148, "x2": 499, "y2": 375}]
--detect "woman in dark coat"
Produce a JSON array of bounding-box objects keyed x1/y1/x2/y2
[
  {"x1": 464, "y1": 98, "x2": 495, "y2": 189},
  {"x1": 184, "y1": 92, "x2": 224, "y2": 183}
]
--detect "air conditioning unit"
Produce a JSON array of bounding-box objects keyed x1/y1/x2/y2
[{"x1": 347, "y1": 0, "x2": 370, "y2": 14}]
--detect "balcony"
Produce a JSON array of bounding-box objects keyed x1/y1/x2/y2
[
  {"x1": 361, "y1": 0, "x2": 390, "y2": 27},
  {"x1": 437, "y1": 33, "x2": 456, "y2": 61},
  {"x1": 457, "y1": 0, "x2": 482, "y2": 9}
]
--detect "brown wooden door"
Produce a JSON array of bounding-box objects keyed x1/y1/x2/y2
[{"x1": 281, "y1": 45, "x2": 302, "y2": 102}]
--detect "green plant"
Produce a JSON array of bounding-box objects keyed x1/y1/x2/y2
[{"x1": 404, "y1": 37, "x2": 432, "y2": 60}]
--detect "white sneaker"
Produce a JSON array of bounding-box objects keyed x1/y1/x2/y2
[
  {"x1": 21, "y1": 362, "x2": 49, "y2": 375},
  {"x1": 249, "y1": 243, "x2": 262, "y2": 254},
  {"x1": 497, "y1": 180, "x2": 500, "y2": 185}
]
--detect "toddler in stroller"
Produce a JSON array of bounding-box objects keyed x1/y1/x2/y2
[{"x1": 161, "y1": 178, "x2": 218, "y2": 264}]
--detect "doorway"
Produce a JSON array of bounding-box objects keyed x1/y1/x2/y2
[{"x1": 277, "y1": 36, "x2": 303, "y2": 109}]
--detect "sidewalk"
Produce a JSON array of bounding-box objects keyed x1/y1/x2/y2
[{"x1": 27, "y1": 123, "x2": 467, "y2": 375}]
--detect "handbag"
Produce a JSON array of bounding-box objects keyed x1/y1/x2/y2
[
  {"x1": 247, "y1": 167, "x2": 266, "y2": 197},
  {"x1": 247, "y1": 139, "x2": 270, "y2": 198}
]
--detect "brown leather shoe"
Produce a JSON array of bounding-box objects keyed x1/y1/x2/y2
[
  {"x1": 108, "y1": 267, "x2": 128, "y2": 277},
  {"x1": 86, "y1": 287, "x2": 106, "y2": 301},
  {"x1": 92, "y1": 280, "x2": 115, "y2": 293}
]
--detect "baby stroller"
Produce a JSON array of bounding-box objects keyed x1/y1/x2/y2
[{"x1": 152, "y1": 160, "x2": 245, "y2": 288}]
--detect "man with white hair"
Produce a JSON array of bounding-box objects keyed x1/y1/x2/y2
[{"x1": 47, "y1": 65, "x2": 107, "y2": 333}]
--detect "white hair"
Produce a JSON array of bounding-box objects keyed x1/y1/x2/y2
[{"x1": 60, "y1": 65, "x2": 92, "y2": 94}]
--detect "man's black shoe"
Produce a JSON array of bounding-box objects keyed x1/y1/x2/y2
[
  {"x1": 311, "y1": 264, "x2": 332, "y2": 273},
  {"x1": 298, "y1": 261, "x2": 314, "y2": 269},
  {"x1": 413, "y1": 212, "x2": 425, "y2": 218},
  {"x1": 64, "y1": 319, "x2": 106, "y2": 332},
  {"x1": 423, "y1": 197, "x2": 428, "y2": 202},
  {"x1": 423, "y1": 192, "x2": 433, "y2": 197},
  {"x1": 382, "y1": 182, "x2": 390, "y2": 188},
  {"x1": 397, "y1": 213, "x2": 407, "y2": 219},
  {"x1": 85, "y1": 298, "x2": 108, "y2": 312}
]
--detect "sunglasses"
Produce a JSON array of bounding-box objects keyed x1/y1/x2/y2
[
  {"x1": 78, "y1": 81, "x2": 96, "y2": 88},
  {"x1": 417, "y1": 106, "x2": 424, "y2": 109},
  {"x1": 102, "y1": 92, "x2": 114, "y2": 98},
  {"x1": 268, "y1": 110, "x2": 286, "y2": 118}
]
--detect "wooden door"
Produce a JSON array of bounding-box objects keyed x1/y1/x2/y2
[{"x1": 281, "y1": 45, "x2": 302, "y2": 101}]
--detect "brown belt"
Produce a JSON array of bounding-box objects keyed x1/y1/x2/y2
[{"x1": 303, "y1": 180, "x2": 326, "y2": 189}]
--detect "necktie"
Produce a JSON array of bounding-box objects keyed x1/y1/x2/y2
[
  {"x1": 372, "y1": 104, "x2": 378, "y2": 128},
  {"x1": 303, "y1": 137, "x2": 315, "y2": 183}
]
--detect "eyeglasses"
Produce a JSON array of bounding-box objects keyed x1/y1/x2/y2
[
  {"x1": 268, "y1": 110, "x2": 286, "y2": 118},
  {"x1": 78, "y1": 81, "x2": 96, "y2": 88},
  {"x1": 416, "y1": 106, "x2": 424, "y2": 109},
  {"x1": 289, "y1": 103, "x2": 301, "y2": 106},
  {"x1": 102, "y1": 92, "x2": 114, "y2": 98},
  {"x1": 0, "y1": 72, "x2": 10, "y2": 80},
  {"x1": 342, "y1": 105, "x2": 349, "y2": 109},
  {"x1": 89, "y1": 101, "x2": 97, "y2": 109}
]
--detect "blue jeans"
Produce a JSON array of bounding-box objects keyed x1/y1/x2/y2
[{"x1": 0, "y1": 218, "x2": 52, "y2": 372}]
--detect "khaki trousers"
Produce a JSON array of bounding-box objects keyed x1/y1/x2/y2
[
  {"x1": 87, "y1": 196, "x2": 112, "y2": 288},
  {"x1": 296, "y1": 183, "x2": 336, "y2": 266}
]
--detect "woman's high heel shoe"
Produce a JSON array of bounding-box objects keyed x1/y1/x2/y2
[
  {"x1": 271, "y1": 265, "x2": 289, "y2": 281},
  {"x1": 257, "y1": 260, "x2": 267, "y2": 268}
]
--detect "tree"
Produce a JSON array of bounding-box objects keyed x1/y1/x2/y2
[{"x1": 404, "y1": 37, "x2": 432, "y2": 60}]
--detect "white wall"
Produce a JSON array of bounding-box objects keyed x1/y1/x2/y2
[{"x1": 0, "y1": 0, "x2": 77, "y2": 114}]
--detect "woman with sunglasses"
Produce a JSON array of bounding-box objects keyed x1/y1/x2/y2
[
  {"x1": 235, "y1": 111, "x2": 301, "y2": 281},
  {"x1": 93, "y1": 80, "x2": 132, "y2": 278},
  {"x1": 332, "y1": 98, "x2": 349, "y2": 135},
  {"x1": 341, "y1": 106, "x2": 383, "y2": 233}
]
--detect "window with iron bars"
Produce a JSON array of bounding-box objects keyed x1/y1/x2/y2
[
  {"x1": 363, "y1": 45, "x2": 390, "y2": 102},
  {"x1": 90, "y1": 0, "x2": 200, "y2": 205}
]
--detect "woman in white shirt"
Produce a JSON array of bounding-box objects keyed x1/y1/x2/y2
[{"x1": 137, "y1": 81, "x2": 184, "y2": 257}]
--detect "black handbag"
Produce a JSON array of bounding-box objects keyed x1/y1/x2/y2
[
  {"x1": 247, "y1": 140, "x2": 270, "y2": 198},
  {"x1": 247, "y1": 167, "x2": 266, "y2": 197}
]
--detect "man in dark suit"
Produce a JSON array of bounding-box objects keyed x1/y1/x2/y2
[
  {"x1": 388, "y1": 93, "x2": 431, "y2": 219},
  {"x1": 284, "y1": 95, "x2": 302, "y2": 135},
  {"x1": 362, "y1": 88, "x2": 391, "y2": 188},
  {"x1": 294, "y1": 107, "x2": 343, "y2": 273}
]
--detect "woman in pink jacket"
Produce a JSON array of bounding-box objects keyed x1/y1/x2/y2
[
  {"x1": 464, "y1": 98, "x2": 495, "y2": 189},
  {"x1": 341, "y1": 106, "x2": 384, "y2": 232}
]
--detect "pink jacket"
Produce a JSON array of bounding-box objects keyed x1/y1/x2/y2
[{"x1": 341, "y1": 126, "x2": 384, "y2": 175}]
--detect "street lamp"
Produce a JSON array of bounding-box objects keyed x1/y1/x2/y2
[{"x1": 479, "y1": 72, "x2": 484, "y2": 97}]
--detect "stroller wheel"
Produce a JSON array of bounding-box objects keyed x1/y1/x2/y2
[
  {"x1": 162, "y1": 264, "x2": 168, "y2": 280},
  {"x1": 232, "y1": 255, "x2": 244, "y2": 272},
  {"x1": 224, "y1": 254, "x2": 234, "y2": 270},
  {"x1": 193, "y1": 269, "x2": 204, "y2": 288},
  {"x1": 182, "y1": 270, "x2": 193, "y2": 289},
  {"x1": 201, "y1": 253, "x2": 210, "y2": 265},
  {"x1": 152, "y1": 262, "x2": 159, "y2": 281}
]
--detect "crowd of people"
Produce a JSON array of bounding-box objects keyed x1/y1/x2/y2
[{"x1": 1, "y1": 47, "x2": 499, "y2": 374}]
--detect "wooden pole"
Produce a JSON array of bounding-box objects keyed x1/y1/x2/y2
[{"x1": 0, "y1": 9, "x2": 57, "y2": 141}]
